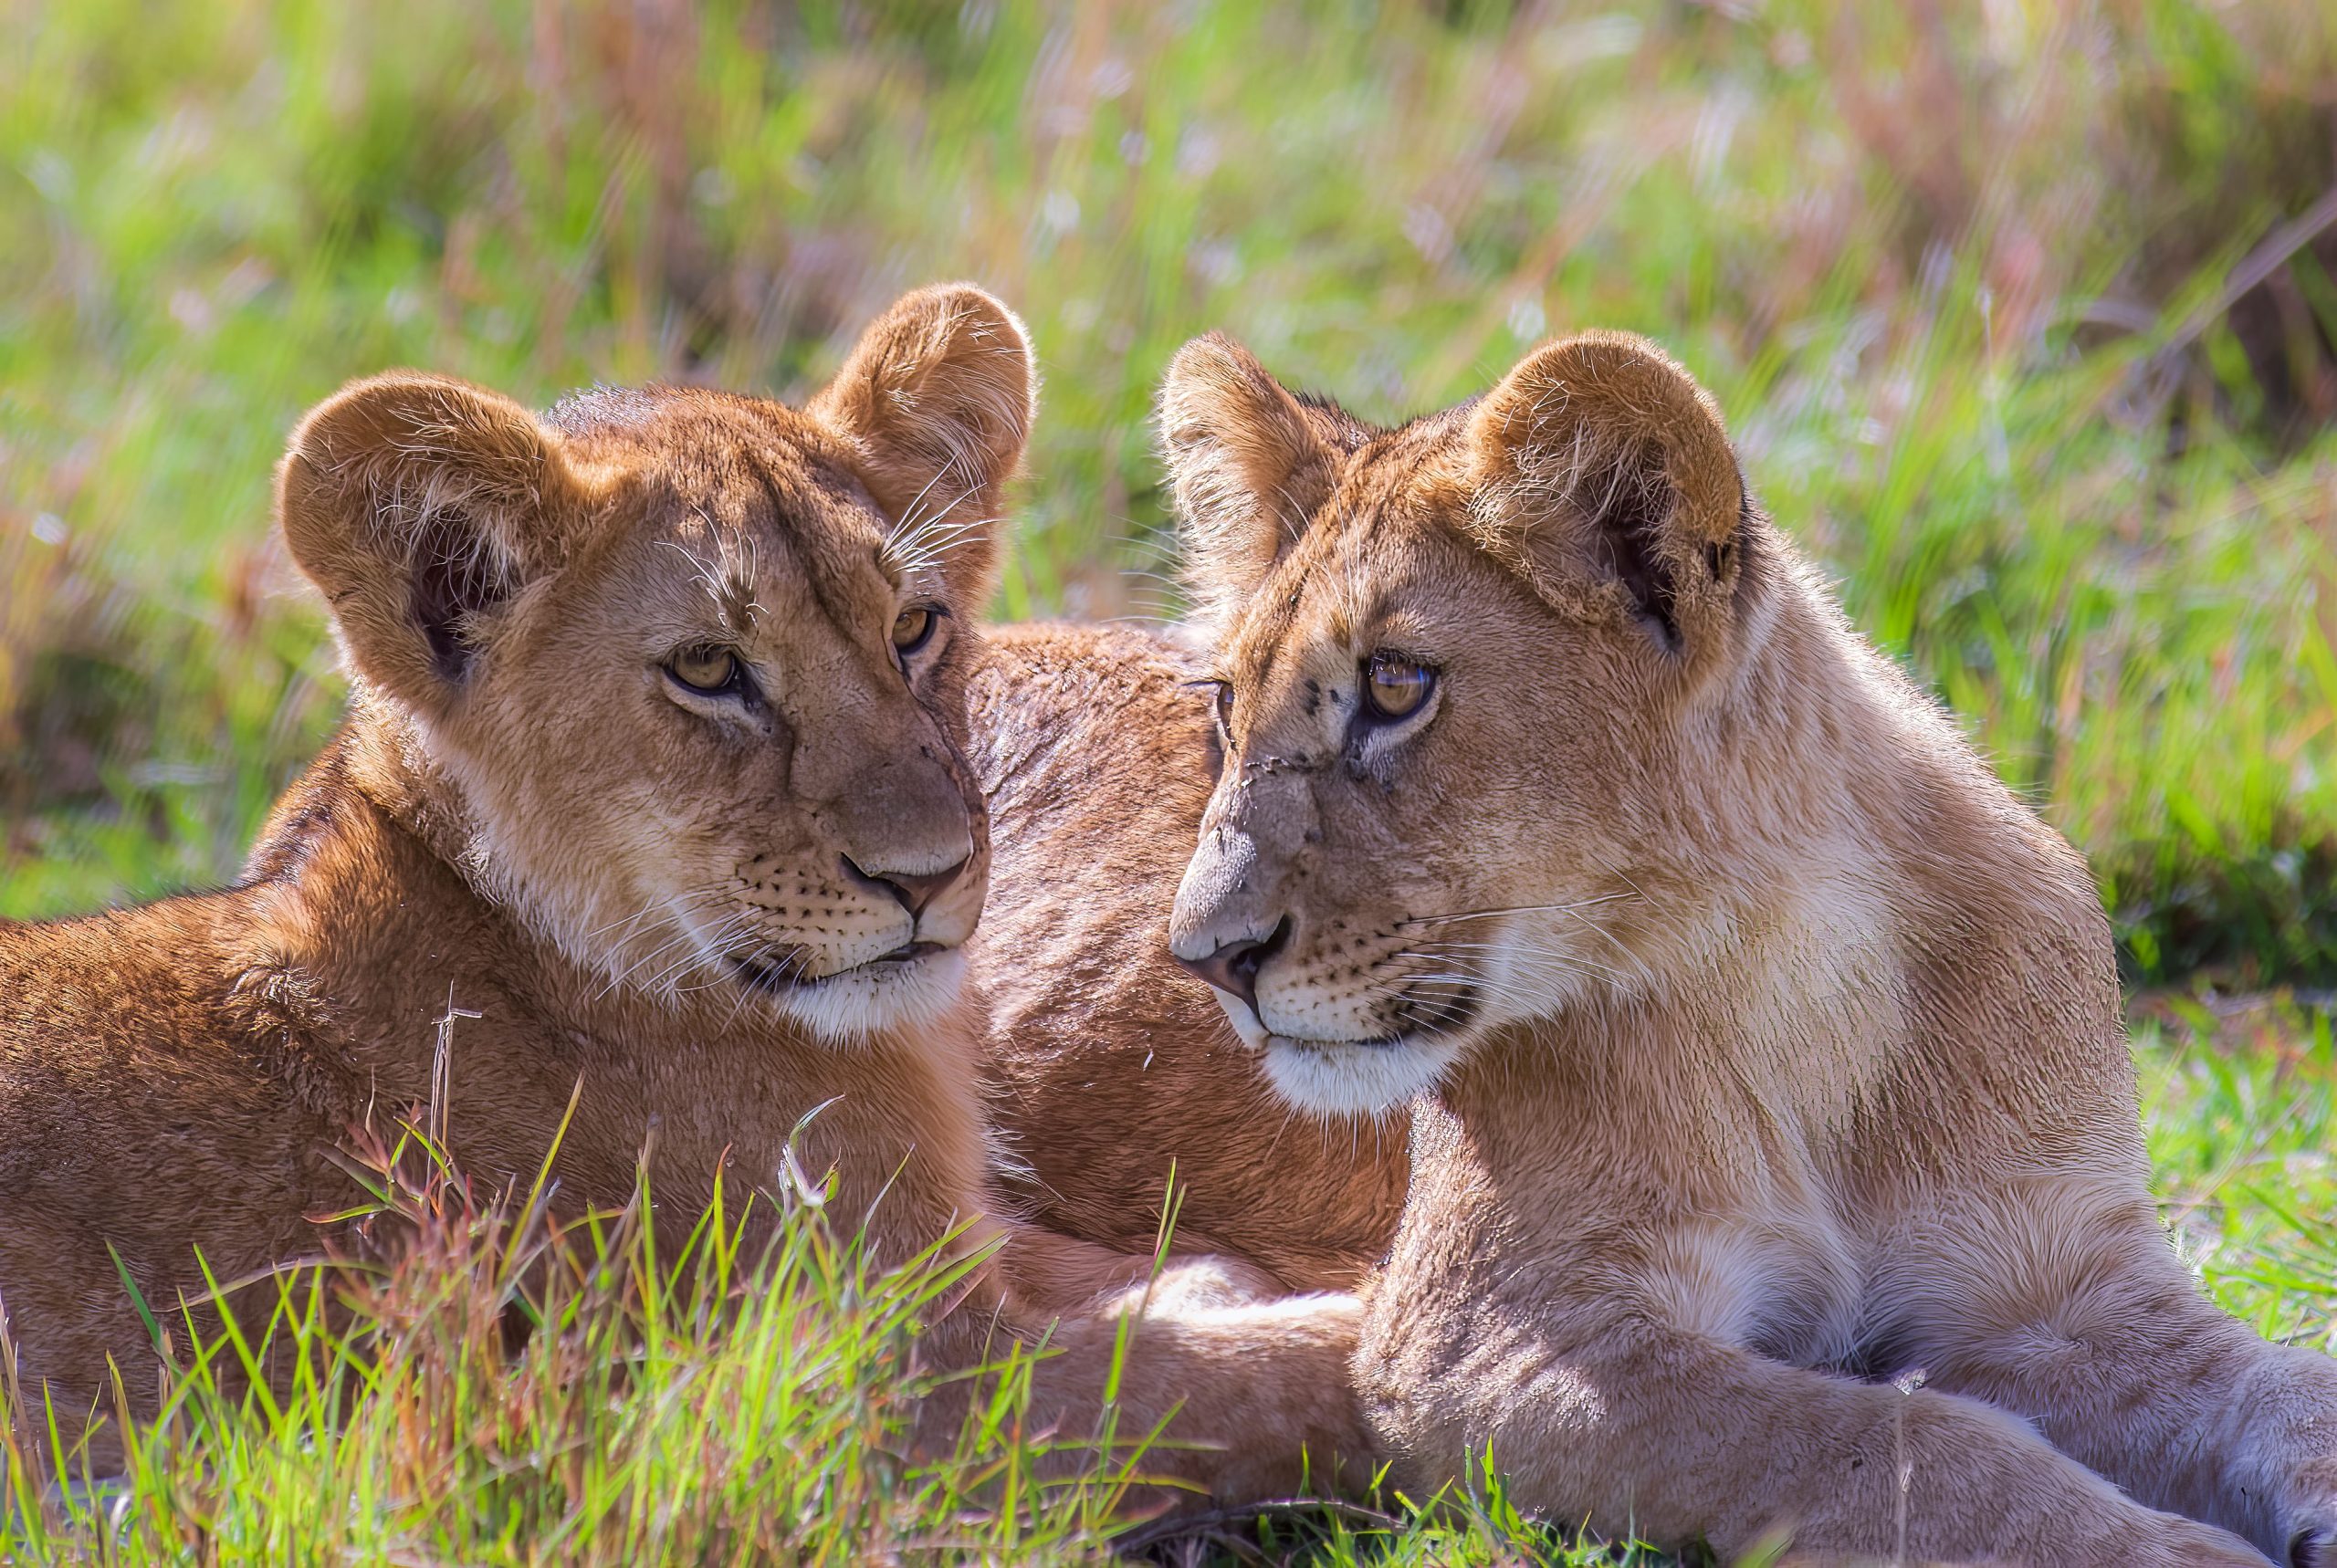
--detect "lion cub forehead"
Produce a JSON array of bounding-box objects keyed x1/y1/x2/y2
[
  {"x1": 1223, "y1": 502, "x2": 1497, "y2": 680},
  {"x1": 624, "y1": 504, "x2": 903, "y2": 652},
  {"x1": 550, "y1": 382, "x2": 878, "y2": 523},
  {"x1": 550, "y1": 390, "x2": 907, "y2": 619}
]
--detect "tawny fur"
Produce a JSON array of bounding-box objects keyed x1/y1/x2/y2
[
  {"x1": 0, "y1": 286, "x2": 1368, "y2": 1503},
  {"x1": 1155, "y1": 329, "x2": 2337, "y2": 1565},
  {"x1": 964, "y1": 622, "x2": 1408, "y2": 1294}
]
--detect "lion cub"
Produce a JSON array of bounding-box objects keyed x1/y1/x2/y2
[
  {"x1": 0, "y1": 287, "x2": 1364, "y2": 1500},
  {"x1": 1152, "y1": 327, "x2": 2337, "y2": 1564}
]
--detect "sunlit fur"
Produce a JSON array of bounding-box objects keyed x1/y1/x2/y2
[
  {"x1": 0, "y1": 289, "x2": 1374, "y2": 1506},
  {"x1": 1159, "y1": 327, "x2": 2337, "y2": 1565}
]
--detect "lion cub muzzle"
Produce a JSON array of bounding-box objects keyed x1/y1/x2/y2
[
  {"x1": 1169, "y1": 779, "x2": 1473, "y2": 1115},
  {"x1": 702, "y1": 735, "x2": 989, "y2": 1041}
]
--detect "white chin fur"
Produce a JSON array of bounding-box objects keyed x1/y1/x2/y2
[
  {"x1": 1203, "y1": 982, "x2": 1464, "y2": 1115},
  {"x1": 1259, "y1": 1032, "x2": 1462, "y2": 1116},
  {"x1": 777, "y1": 947, "x2": 966, "y2": 1044}
]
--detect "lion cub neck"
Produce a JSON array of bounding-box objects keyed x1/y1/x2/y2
[{"x1": 237, "y1": 708, "x2": 994, "y2": 1249}]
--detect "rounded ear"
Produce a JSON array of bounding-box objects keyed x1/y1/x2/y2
[
  {"x1": 1158, "y1": 333, "x2": 1350, "y2": 623},
  {"x1": 278, "y1": 372, "x2": 601, "y2": 714},
  {"x1": 809, "y1": 283, "x2": 1034, "y2": 612},
  {"x1": 1465, "y1": 330, "x2": 1748, "y2": 655}
]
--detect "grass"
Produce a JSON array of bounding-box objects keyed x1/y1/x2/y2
[
  {"x1": 1, "y1": 1119, "x2": 1169, "y2": 1565},
  {"x1": 3, "y1": 0, "x2": 2334, "y2": 981},
  {"x1": 2140, "y1": 992, "x2": 2337, "y2": 1354},
  {"x1": 4, "y1": 997, "x2": 2330, "y2": 1566},
  {"x1": 5, "y1": 0, "x2": 2337, "y2": 1561}
]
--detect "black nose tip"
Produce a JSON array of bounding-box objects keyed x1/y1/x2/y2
[
  {"x1": 1174, "y1": 919, "x2": 1291, "y2": 1016},
  {"x1": 847, "y1": 855, "x2": 969, "y2": 918}
]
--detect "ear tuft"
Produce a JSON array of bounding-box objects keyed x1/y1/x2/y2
[
  {"x1": 408, "y1": 511, "x2": 518, "y2": 682},
  {"x1": 811, "y1": 283, "x2": 1034, "y2": 612},
  {"x1": 1158, "y1": 333, "x2": 1354, "y2": 623},
  {"x1": 279, "y1": 373, "x2": 588, "y2": 710},
  {"x1": 1466, "y1": 330, "x2": 1745, "y2": 653}
]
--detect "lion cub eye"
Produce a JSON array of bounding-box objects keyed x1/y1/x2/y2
[
  {"x1": 1362, "y1": 653, "x2": 1435, "y2": 721},
  {"x1": 891, "y1": 605, "x2": 938, "y2": 657},
  {"x1": 667, "y1": 647, "x2": 740, "y2": 695}
]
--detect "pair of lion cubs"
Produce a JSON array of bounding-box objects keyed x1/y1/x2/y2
[{"x1": 2, "y1": 284, "x2": 2332, "y2": 1564}]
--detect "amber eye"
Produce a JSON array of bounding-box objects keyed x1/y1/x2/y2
[
  {"x1": 891, "y1": 605, "x2": 938, "y2": 657},
  {"x1": 1362, "y1": 653, "x2": 1435, "y2": 721},
  {"x1": 667, "y1": 647, "x2": 739, "y2": 695},
  {"x1": 1213, "y1": 681, "x2": 1234, "y2": 736}
]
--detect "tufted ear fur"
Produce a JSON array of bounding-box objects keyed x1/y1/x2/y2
[
  {"x1": 810, "y1": 283, "x2": 1034, "y2": 612},
  {"x1": 278, "y1": 373, "x2": 605, "y2": 716},
  {"x1": 1466, "y1": 330, "x2": 1748, "y2": 656},
  {"x1": 1158, "y1": 333, "x2": 1358, "y2": 624}
]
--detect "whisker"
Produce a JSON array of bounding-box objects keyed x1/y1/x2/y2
[
  {"x1": 578, "y1": 886, "x2": 728, "y2": 944},
  {"x1": 1394, "y1": 939, "x2": 1634, "y2": 994},
  {"x1": 592, "y1": 893, "x2": 765, "y2": 1002},
  {"x1": 641, "y1": 913, "x2": 757, "y2": 998},
  {"x1": 1394, "y1": 894, "x2": 1638, "y2": 929},
  {"x1": 594, "y1": 925, "x2": 706, "y2": 999}
]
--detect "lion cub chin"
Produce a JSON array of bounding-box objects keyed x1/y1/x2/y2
[
  {"x1": 0, "y1": 286, "x2": 1369, "y2": 1505},
  {"x1": 1155, "y1": 326, "x2": 2337, "y2": 1565}
]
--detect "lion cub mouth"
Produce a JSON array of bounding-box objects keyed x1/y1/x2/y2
[
  {"x1": 1256, "y1": 982, "x2": 1483, "y2": 1054},
  {"x1": 728, "y1": 941, "x2": 948, "y2": 996},
  {"x1": 1268, "y1": 1030, "x2": 1410, "y2": 1052}
]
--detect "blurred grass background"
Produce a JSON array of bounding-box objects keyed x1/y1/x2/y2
[{"x1": 3, "y1": 0, "x2": 2335, "y2": 985}]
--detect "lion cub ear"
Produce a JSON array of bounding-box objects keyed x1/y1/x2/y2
[
  {"x1": 810, "y1": 283, "x2": 1034, "y2": 612},
  {"x1": 278, "y1": 373, "x2": 603, "y2": 716},
  {"x1": 1466, "y1": 331, "x2": 1748, "y2": 656},
  {"x1": 1158, "y1": 333, "x2": 1349, "y2": 623}
]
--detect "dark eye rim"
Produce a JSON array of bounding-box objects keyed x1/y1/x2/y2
[
  {"x1": 891, "y1": 602, "x2": 947, "y2": 664},
  {"x1": 664, "y1": 646, "x2": 753, "y2": 700},
  {"x1": 1360, "y1": 652, "x2": 1437, "y2": 723}
]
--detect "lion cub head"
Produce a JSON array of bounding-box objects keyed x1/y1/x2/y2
[
  {"x1": 1163, "y1": 329, "x2": 1775, "y2": 1113},
  {"x1": 278, "y1": 286, "x2": 1032, "y2": 1040}
]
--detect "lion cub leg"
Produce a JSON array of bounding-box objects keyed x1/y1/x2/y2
[
  {"x1": 918, "y1": 1282, "x2": 1372, "y2": 1510},
  {"x1": 1358, "y1": 1094, "x2": 2275, "y2": 1564},
  {"x1": 1900, "y1": 1182, "x2": 2337, "y2": 1564},
  {"x1": 990, "y1": 1224, "x2": 1288, "y2": 1316},
  {"x1": 1023, "y1": 1288, "x2": 1373, "y2": 1504},
  {"x1": 1366, "y1": 1297, "x2": 2275, "y2": 1565}
]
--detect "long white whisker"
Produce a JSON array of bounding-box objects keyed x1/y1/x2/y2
[
  {"x1": 579, "y1": 886, "x2": 728, "y2": 944},
  {"x1": 1394, "y1": 894, "x2": 1637, "y2": 929},
  {"x1": 1395, "y1": 939, "x2": 1633, "y2": 995},
  {"x1": 641, "y1": 913, "x2": 758, "y2": 998},
  {"x1": 592, "y1": 894, "x2": 760, "y2": 1001},
  {"x1": 594, "y1": 923, "x2": 707, "y2": 999}
]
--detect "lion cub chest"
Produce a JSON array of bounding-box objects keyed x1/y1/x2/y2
[{"x1": 1383, "y1": 1091, "x2": 1883, "y2": 1374}]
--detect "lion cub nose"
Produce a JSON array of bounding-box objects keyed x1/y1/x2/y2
[
  {"x1": 845, "y1": 855, "x2": 969, "y2": 918},
  {"x1": 1172, "y1": 918, "x2": 1291, "y2": 1017}
]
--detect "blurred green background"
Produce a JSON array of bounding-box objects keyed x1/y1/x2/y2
[{"x1": 4, "y1": 0, "x2": 2334, "y2": 986}]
